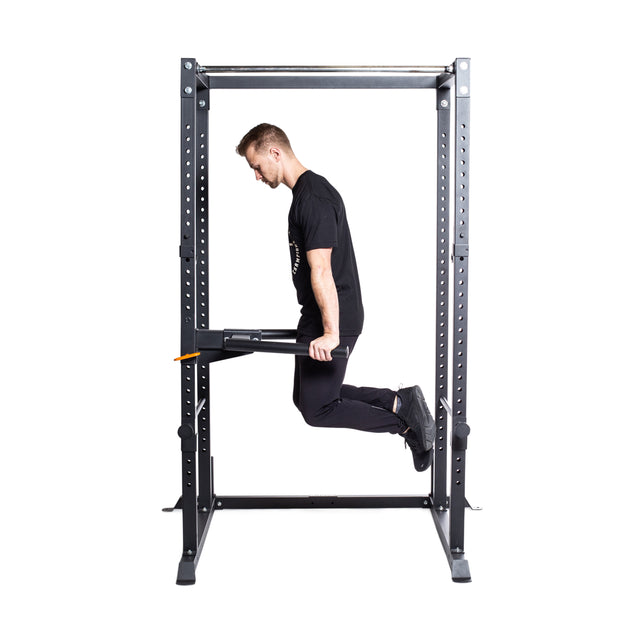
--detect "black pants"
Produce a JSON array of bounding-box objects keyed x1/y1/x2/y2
[{"x1": 293, "y1": 335, "x2": 404, "y2": 434}]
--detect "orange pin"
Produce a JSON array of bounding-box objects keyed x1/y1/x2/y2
[{"x1": 174, "y1": 352, "x2": 201, "y2": 361}]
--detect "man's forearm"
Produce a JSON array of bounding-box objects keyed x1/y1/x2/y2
[{"x1": 310, "y1": 268, "x2": 340, "y2": 336}]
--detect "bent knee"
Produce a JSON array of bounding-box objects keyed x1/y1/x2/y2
[
  {"x1": 298, "y1": 402, "x2": 336, "y2": 428},
  {"x1": 299, "y1": 408, "x2": 324, "y2": 427}
]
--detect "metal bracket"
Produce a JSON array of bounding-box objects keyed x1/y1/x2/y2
[
  {"x1": 455, "y1": 58, "x2": 470, "y2": 98},
  {"x1": 181, "y1": 58, "x2": 197, "y2": 97},
  {"x1": 223, "y1": 329, "x2": 262, "y2": 342},
  {"x1": 440, "y1": 497, "x2": 482, "y2": 511},
  {"x1": 436, "y1": 87, "x2": 451, "y2": 110},
  {"x1": 197, "y1": 93, "x2": 209, "y2": 110},
  {"x1": 465, "y1": 499, "x2": 483, "y2": 511},
  {"x1": 453, "y1": 243, "x2": 469, "y2": 257}
]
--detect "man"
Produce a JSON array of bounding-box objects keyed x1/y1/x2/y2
[{"x1": 236, "y1": 123, "x2": 435, "y2": 471}]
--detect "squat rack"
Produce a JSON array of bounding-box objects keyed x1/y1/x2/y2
[{"x1": 166, "y1": 58, "x2": 474, "y2": 585}]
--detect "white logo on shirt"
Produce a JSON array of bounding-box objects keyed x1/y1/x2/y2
[{"x1": 290, "y1": 240, "x2": 301, "y2": 275}]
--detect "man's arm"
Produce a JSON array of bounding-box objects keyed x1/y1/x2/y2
[{"x1": 307, "y1": 248, "x2": 340, "y2": 361}]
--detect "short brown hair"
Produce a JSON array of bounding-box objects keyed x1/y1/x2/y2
[{"x1": 236, "y1": 123, "x2": 292, "y2": 157}]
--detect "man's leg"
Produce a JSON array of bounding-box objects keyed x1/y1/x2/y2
[
  {"x1": 293, "y1": 335, "x2": 433, "y2": 471},
  {"x1": 294, "y1": 336, "x2": 404, "y2": 434},
  {"x1": 292, "y1": 352, "x2": 301, "y2": 412},
  {"x1": 340, "y1": 385, "x2": 398, "y2": 413}
]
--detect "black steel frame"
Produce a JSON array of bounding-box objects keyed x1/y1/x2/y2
[{"x1": 167, "y1": 58, "x2": 474, "y2": 585}]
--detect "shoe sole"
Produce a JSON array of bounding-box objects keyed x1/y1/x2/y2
[
  {"x1": 404, "y1": 432, "x2": 434, "y2": 472},
  {"x1": 414, "y1": 447, "x2": 433, "y2": 472},
  {"x1": 419, "y1": 448, "x2": 433, "y2": 472},
  {"x1": 413, "y1": 386, "x2": 436, "y2": 451}
]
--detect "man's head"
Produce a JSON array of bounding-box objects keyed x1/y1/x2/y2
[{"x1": 236, "y1": 123, "x2": 293, "y2": 189}]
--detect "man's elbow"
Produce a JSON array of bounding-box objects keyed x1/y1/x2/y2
[{"x1": 310, "y1": 265, "x2": 333, "y2": 286}]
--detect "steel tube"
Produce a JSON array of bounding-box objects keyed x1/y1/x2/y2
[
  {"x1": 199, "y1": 65, "x2": 451, "y2": 74},
  {"x1": 215, "y1": 495, "x2": 429, "y2": 509},
  {"x1": 195, "y1": 398, "x2": 206, "y2": 416},
  {"x1": 440, "y1": 395, "x2": 453, "y2": 417},
  {"x1": 224, "y1": 338, "x2": 349, "y2": 359},
  {"x1": 208, "y1": 75, "x2": 442, "y2": 90}
]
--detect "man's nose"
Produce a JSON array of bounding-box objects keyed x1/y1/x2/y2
[{"x1": 254, "y1": 170, "x2": 262, "y2": 181}]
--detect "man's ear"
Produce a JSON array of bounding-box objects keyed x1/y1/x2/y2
[{"x1": 269, "y1": 147, "x2": 281, "y2": 163}]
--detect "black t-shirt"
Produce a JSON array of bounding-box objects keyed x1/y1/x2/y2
[{"x1": 288, "y1": 170, "x2": 364, "y2": 337}]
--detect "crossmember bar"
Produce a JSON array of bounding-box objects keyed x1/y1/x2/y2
[
  {"x1": 199, "y1": 65, "x2": 451, "y2": 74},
  {"x1": 204, "y1": 75, "x2": 448, "y2": 90},
  {"x1": 214, "y1": 495, "x2": 430, "y2": 509}
]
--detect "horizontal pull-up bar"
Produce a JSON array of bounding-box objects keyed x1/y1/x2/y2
[{"x1": 198, "y1": 65, "x2": 452, "y2": 74}]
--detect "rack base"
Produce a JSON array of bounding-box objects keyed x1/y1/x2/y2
[{"x1": 165, "y1": 494, "x2": 472, "y2": 584}]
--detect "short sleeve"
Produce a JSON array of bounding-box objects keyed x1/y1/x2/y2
[{"x1": 298, "y1": 195, "x2": 338, "y2": 250}]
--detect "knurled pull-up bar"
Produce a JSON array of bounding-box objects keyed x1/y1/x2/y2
[{"x1": 197, "y1": 65, "x2": 453, "y2": 74}]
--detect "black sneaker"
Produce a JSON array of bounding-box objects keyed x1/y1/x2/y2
[
  {"x1": 402, "y1": 429, "x2": 433, "y2": 472},
  {"x1": 396, "y1": 385, "x2": 436, "y2": 451}
]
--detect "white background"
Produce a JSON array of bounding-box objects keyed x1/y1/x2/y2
[{"x1": 1, "y1": 1, "x2": 638, "y2": 638}]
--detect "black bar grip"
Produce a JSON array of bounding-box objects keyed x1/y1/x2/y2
[{"x1": 224, "y1": 338, "x2": 349, "y2": 359}]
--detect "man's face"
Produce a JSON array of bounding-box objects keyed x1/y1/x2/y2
[{"x1": 245, "y1": 144, "x2": 282, "y2": 189}]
